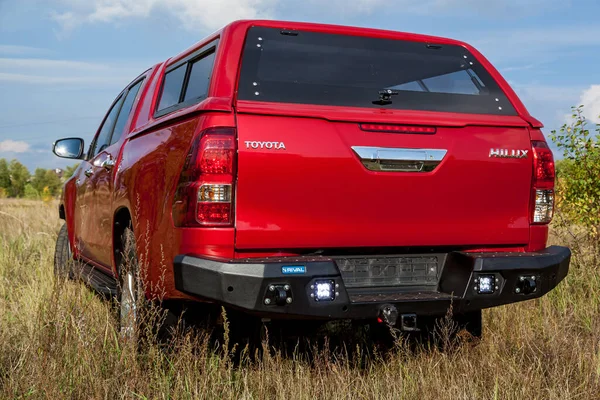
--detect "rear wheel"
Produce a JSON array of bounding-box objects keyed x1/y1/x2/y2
[
  {"x1": 117, "y1": 227, "x2": 143, "y2": 342},
  {"x1": 54, "y1": 223, "x2": 74, "y2": 279}
]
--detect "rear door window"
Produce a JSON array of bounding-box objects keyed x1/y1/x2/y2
[
  {"x1": 238, "y1": 27, "x2": 515, "y2": 115},
  {"x1": 110, "y1": 79, "x2": 144, "y2": 145},
  {"x1": 90, "y1": 95, "x2": 124, "y2": 158}
]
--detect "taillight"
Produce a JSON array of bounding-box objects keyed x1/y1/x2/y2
[
  {"x1": 531, "y1": 141, "x2": 555, "y2": 224},
  {"x1": 172, "y1": 127, "x2": 236, "y2": 227}
]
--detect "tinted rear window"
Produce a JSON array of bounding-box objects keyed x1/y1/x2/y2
[
  {"x1": 183, "y1": 51, "x2": 216, "y2": 102},
  {"x1": 238, "y1": 27, "x2": 515, "y2": 115},
  {"x1": 157, "y1": 64, "x2": 186, "y2": 111}
]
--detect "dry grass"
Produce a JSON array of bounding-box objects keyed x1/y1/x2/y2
[{"x1": 0, "y1": 198, "x2": 599, "y2": 399}]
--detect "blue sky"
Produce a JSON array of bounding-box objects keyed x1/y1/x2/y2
[{"x1": 1, "y1": 0, "x2": 599, "y2": 171}]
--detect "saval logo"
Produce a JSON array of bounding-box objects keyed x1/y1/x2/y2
[
  {"x1": 489, "y1": 149, "x2": 529, "y2": 159},
  {"x1": 245, "y1": 141, "x2": 286, "y2": 150},
  {"x1": 281, "y1": 266, "x2": 306, "y2": 275}
]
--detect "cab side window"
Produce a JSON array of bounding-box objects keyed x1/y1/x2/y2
[
  {"x1": 90, "y1": 96, "x2": 124, "y2": 158},
  {"x1": 110, "y1": 79, "x2": 144, "y2": 146}
]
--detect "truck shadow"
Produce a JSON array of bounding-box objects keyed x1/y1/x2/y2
[{"x1": 156, "y1": 302, "x2": 478, "y2": 367}]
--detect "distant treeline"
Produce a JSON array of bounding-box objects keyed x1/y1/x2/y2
[{"x1": 0, "y1": 158, "x2": 79, "y2": 199}]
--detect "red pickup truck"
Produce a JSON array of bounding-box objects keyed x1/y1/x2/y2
[{"x1": 53, "y1": 20, "x2": 570, "y2": 339}]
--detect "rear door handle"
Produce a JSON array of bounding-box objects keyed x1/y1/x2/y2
[{"x1": 84, "y1": 168, "x2": 93, "y2": 177}]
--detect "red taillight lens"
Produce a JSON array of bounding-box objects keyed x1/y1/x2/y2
[
  {"x1": 199, "y1": 135, "x2": 235, "y2": 175},
  {"x1": 532, "y1": 141, "x2": 555, "y2": 189},
  {"x1": 531, "y1": 141, "x2": 555, "y2": 224},
  {"x1": 173, "y1": 127, "x2": 236, "y2": 227}
]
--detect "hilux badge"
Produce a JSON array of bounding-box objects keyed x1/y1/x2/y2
[{"x1": 489, "y1": 149, "x2": 529, "y2": 158}]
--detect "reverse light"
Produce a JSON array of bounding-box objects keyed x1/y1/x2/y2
[
  {"x1": 198, "y1": 184, "x2": 231, "y2": 202},
  {"x1": 530, "y1": 141, "x2": 555, "y2": 224},
  {"x1": 172, "y1": 127, "x2": 237, "y2": 227},
  {"x1": 533, "y1": 189, "x2": 554, "y2": 223}
]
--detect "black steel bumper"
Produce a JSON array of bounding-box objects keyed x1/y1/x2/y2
[{"x1": 173, "y1": 246, "x2": 570, "y2": 320}]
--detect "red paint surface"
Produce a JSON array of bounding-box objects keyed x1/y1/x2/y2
[{"x1": 58, "y1": 20, "x2": 553, "y2": 300}]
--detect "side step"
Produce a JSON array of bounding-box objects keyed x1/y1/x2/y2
[{"x1": 75, "y1": 262, "x2": 119, "y2": 297}]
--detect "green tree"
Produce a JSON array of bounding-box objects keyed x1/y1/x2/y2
[
  {"x1": 550, "y1": 105, "x2": 600, "y2": 249},
  {"x1": 63, "y1": 163, "x2": 80, "y2": 180},
  {"x1": 23, "y1": 183, "x2": 39, "y2": 200},
  {"x1": 44, "y1": 169, "x2": 62, "y2": 196},
  {"x1": 7, "y1": 159, "x2": 30, "y2": 198},
  {"x1": 0, "y1": 158, "x2": 9, "y2": 190},
  {"x1": 31, "y1": 168, "x2": 62, "y2": 196},
  {"x1": 31, "y1": 168, "x2": 48, "y2": 193}
]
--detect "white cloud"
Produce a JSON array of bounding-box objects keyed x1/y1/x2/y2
[
  {"x1": 307, "y1": 0, "x2": 566, "y2": 17},
  {"x1": 0, "y1": 45, "x2": 51, "y2": 56},
  {"x1": 577, "y1": 85, "x2": 600, "y2": 124},
  {"x1": 469, "y1": 25, "x2": 600, "y2": 64},
  {"x1": 0, "y1": 58, "x2": 108, "y2": 71},
  {"x1": 0, "y1": 57, "x2": 146, "y2": 86},
  {"x1": 0, "y1": 72, "x2": 130, "y2": 85},
  {"x1": 0, "y1": 140, "x2": 30, "y2": 153},
  {"x1": 51, "y1": 0, "x2": 277, "y2": 34}
]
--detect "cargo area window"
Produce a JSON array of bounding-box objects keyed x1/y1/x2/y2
[
  {"x1": 238, "y1": 27, "x2": 515, "y2": 115},
  {"x1": 155, "y1": 41, "x2": 218, "y2": 117},
  {"x1": 183, "y1": 52, "x2": 216, "y2": 102},
  {"x1": 157, "y1": 65, "x2": 186, "y2": 111}
]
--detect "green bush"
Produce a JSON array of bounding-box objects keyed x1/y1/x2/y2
[
  {"x1": 550, "y1": 105, "x2": 600, "y2": 249},
  {"x1": 23, "y1": 184, "x2": 39, "y2": 200}
]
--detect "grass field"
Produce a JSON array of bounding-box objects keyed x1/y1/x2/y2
[{"x1": 0, "y1": 198, "x2": 598, "y2": 399}]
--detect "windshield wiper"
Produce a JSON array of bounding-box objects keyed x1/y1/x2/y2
[{"x1": 372, "y1": 89, "x2": 399, "y2": 105}]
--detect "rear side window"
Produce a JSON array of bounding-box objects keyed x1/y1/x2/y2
[
  {"x1": 157, "y1": 65, "x2": 186, "y2": 111},
  {"x1": 156, "y1": 43, "x2": 217, "y2": 116},
  {"x1": 184, "y1": 52, "x2": 216, "y2": 102},
  {"x1": 238, "y1": 27, "x2": 515, "y2": 115}
]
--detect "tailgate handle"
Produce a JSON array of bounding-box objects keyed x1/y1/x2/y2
[{"x1": 351, "y1": 146, "x2": 447, "y2": 172}]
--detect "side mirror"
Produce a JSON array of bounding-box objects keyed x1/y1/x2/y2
[{"x1": 53, "y1": 138, "x2": 84, "y2": 159}]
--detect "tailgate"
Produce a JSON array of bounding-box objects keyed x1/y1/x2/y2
[
  {"x1": 234, "y1": 112, "x2": 532, "y2": 249},
  {"x1": 233, "y1": 25, "x2": 533, "y2": 250}
]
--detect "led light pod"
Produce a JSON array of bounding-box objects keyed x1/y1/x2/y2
[
  {"x1": 474, "y1": 274, "x2": 496, "y2": 294},
  {"x1": 313, "y1": 280, "x2": 335, "y2": 302}
]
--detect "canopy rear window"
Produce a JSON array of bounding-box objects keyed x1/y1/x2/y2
[{"x1": 238, "y1": 27, "x2": 515, "y2": 115}]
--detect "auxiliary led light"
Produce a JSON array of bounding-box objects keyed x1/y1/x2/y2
[
  {"x1": 312, "y1": 280, "x2": 336, "y2": 302},
  {"x1": 475, "y1": 274, "x2": 496, "y2": 294}
]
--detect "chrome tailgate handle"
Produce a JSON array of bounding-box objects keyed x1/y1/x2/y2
[{"x1": 351, "y1": 146, "x2": 447, "y2": 172}]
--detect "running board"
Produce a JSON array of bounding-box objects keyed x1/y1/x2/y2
[{"x1": 75, "y1": 262, "x2": 118, "y2": 297}]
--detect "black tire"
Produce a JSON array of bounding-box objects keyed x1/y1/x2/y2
[
  {"x1": 117, "y1": 227, "x2": 178, "y2": 344},
  {"x1": 54, "y1": 223, "x2": 74, "y2": 279},
  {"x1": 116, "y1": 227, "x2": 144, "y2": 342}
]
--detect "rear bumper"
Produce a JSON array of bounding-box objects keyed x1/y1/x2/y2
[{"x1": 173, "y1": 246, "x2": 570, "y2": 320}]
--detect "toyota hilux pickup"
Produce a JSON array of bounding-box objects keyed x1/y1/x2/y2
[{"x1": 52, "y1": 20, "x2": 570, "y2": 338}]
